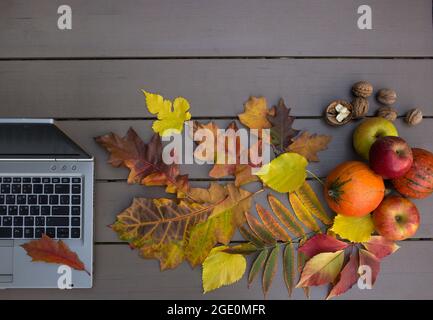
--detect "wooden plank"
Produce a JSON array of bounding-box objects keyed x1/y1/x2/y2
[
  {"x1": 0, "y1": 0, "x2": 431, "y2": 57},
  {"x1": 58, "y1": 118, "x2": 433, "y2": 180},
  {"x1": 0, "y1": 241, "x2": 431, "y2": 299},
  {"x1": 94, "y1": 180, "x2": 433, "y2": 242},
  {"x1": 0, "y1": 59, "x2": 432, "y2": 117}
]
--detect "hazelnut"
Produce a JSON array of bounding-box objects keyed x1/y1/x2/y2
[
  {"x1": 351, "y1": 97, "x2": 369, "y2": 119},
  {"x1": 405, "y1": 108, "x2": 423, "y2": 126},
  {"x1": 376, "y1": 106, "x2": 398, "y2": 122},
  {"x1": 352, "y1": 81, "x2": 373, "y2": 98},
  {"x1": 376, "y1": 88, "x2": 397, "y2": 105},
  {"x1": 325, "y1": 100, "x2": 353, "y2": 126}
]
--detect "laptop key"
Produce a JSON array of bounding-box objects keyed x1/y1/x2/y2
[
  {"x1": 60, "y1": 195, "x2": 70, "y2": 205},
  {"x1": 52, "y1": 206, "x2": 69, "y2": 216},
  {"x1": 45, "y1": 228, "x2": 55, "y2": 238},
  {"x1": 3, "y1": 178, "x2": 11, "y2": 183},
  {"x1": 6, "y1": 195, "x2": 15, "y2": 204},
  {"x1": 24, "y1": 228, "x2": 34, "y2": 238},
  {"x1": 28, "y1": 195, "x2": 37, "y2": 204},
  {"x1": 72, "y1": 184, "x2": 81, "y2": 194},
  {"x1": 71, "y1": 228, "x2": 80, "y2": 238},
  {"x1": 0, "y1": 184, "x2": 10, "y2": 194},
  {"x1": 71, "y1": 206, "x2": 80, "y2": 215},
  {"x1": 38, "y1": 195, "x2": 48, "y2": 205},
  {"x1": 24, "y1": 217, "x2": 34, "y2": 226},
  {"x1": 13, "y1": 228, "x2": 23, "y2": 238},
  {"x1": 11, "y1": 184, "x2": 21, "y2": 194},
  {"x1": 71, "y1": 217, "x2": 80, "y2": 226},
  {"x1": 35, "y1": 227, "x2": 44, "y2": 238},
  {"x1": 12, "y1": 178, "x2": 21, "y2": 183},
  {"x1": 35, "y1": 217, "x2": 45, "y2": 226},
  {"x1": 41, "y1": 206, "x2": 50, "y2": 215},
  {"x1": 32, "y1": 177, "x2": 41, "y2": 183},
  {"x1": 23, "y1": 177, "x2": 31, "y2": 183},
  {"x1": 52, "y1": 178, "x2": 60, "y2": 183},
  {"x1": 55, "y1": 184, "x2": 70, "y2": 194},
  {"x1": 33, "y1": 184, "x2": 43, "y2": 194},
  {"x1": 71, "y1": 195, "x2": 81, "y2": 205},
  {"x1": 42, "y1": 178, "x2": 50, "y2": 183},
  {"x1": 46, "y1": 217, "x2": 69, "y2": 227},
  {"x1": 49, "y1": 195, "x2": 59, "y2": 205},
  {"x1": 61, "y1": 178, "x2": 70, "y2": 183},
  {"x1": 17, "y1": 195, "x2": 26, "y2": 204},
  {"x1": 13, "y1": 216, "x2": 23, "y2": 226},
  {"x1": 30, "y1": 206, "x2": 40, "y2": 216},
  {"x1": 57, "y1": 228, "x2": 69, "y2": 238},
  {"x1": 0, "y1": 227, "x2": 12, "y2": 238},
  {"x1": 0, "y1": 206, "x2": 6, "y2": 215},
  {"x1": 8, "y1": 206, "x2": 17, "y2": 215},
  {"x1": 19, "y1": 206, "x2": 29, "y2": 216},
  {"x1": 0, "y1": 195, "x2": 4, "y2": 204},
  {"x1": 2, "y1": 217, "x2": 12, "y2": 226},
  {"x1": 22, "y1": 184, "x2": 32, "y2": 194},
  {"x1": 72, "y1": 177, "x2": 81, "y2": 183},
  {"x1": 43, "y1": 184, "x2": 53, "y2": 194}
]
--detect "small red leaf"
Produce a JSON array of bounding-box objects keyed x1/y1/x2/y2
[
  {"x1": 327, "y1": 249, "x2": 359, "y2": 299},
  {"x1": 298, "y1": 234, "x2": 349, "y2": 259},
  {"x1": 21, "y1": 235, "x2": 89, "y2": 274},
  {"x1": 359, "y1": 249, "x2": 380, "y2": 286},
  {"x1": 362, "y1": 236, "x2": 400, "y2": 260}
]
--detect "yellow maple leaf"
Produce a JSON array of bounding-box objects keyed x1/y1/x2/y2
[
  {"x1": 142, "y1": 90, "x2": 192, "y2": 136},
  {"x1": 202, "y1": 245, "x2": 246, "y2": 293},
  {"x1": 238, "y1": 96, "x2": 272, "y2": 129},
  {"x1": 287, "y1": 131, "x2": 331, "y2": 162},
  {"x1": 330, "y1": 214, "x2": 374, "y2": 243}
]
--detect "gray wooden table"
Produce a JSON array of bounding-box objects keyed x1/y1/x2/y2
[{"x1": 0, "y1": 0, "x2": 432, "y2": 299}]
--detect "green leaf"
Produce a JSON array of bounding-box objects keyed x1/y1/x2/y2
[
  {"x1": 202, "y1": 246, "x2": 247, "y2": 293},
  {"x1": 248, "y1": 249, "x2": 269, "y2": 286},
  {"x1": 255, "y1": 152, "x2": 308, "y2": 193},
  {"x1": 185, "y1": 218, "x2": 217, "y2": 268},
  {"x1": 283, "y1": 243, "x2": 295, "y2": 297},
  {"x1": 245, "y1": 212, "x2": 276, "y2": 245},
  {"x1": 238, "y1": 225, "x2": 265, "y2": 248},
  {"x1": 262, "y1": 246, "x2": 280, "y2": 298},
  {"x1": 222, "y1": 243, "x2": 258, "y2": 255},
  {"x1": 267, "y1": 194, "x2": 305, "y2": 238}
]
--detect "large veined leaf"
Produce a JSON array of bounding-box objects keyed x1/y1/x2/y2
[
  {"x1": 287, "y1": 131, "x2": 332, "y2": 162},
  {"x1": 289, "y1": 193, "x2": 321, "y2": 232},
  {"x1": 262, "y1": 246, "x2": 280, "y2": 298},
  {"x1": 112, "y1": 197, "x2": 221, "y2": 270},
  {"x1": 294, "y1": 182, "x2": 333, "y2": 225},
  {"x1": 297, "y1": 250, "x2": 345, "y2": 287},
  {"x1": 283, "y1": 243, "x2": 295, "y2": 297},
  {"x1": 255, "y1": 152, "x2": 307, "y2": 193},
  {"x1": 142, "y1": 90, "x2": 191, "y2": 136},
  {"x1": 298, "y1": 234, "x2": 349, "y2": 259},
  {"x1": 362, "y1": 236, "x2": 400, "y2": 260},
  {"x1": 331, "y1": 214, "x2": 375, "y2": 243},
  {"x1": 327, "y1": 249, "x2": 359, "y2": 299},
  {"x1": 202, "y1": 246, "x2": 247, "y2": 293}
]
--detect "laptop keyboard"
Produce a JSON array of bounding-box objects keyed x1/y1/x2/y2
[{"x1": 0, "y1": 176, "x2": 82, "y2": 239}]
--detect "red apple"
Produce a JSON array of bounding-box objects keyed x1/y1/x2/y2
[
  {"x1": 369, "y1": 136, "x2": 413, "y2": 179},
  {"x1": 372, "y1": 195, "x2": 420, "y2": 241}
]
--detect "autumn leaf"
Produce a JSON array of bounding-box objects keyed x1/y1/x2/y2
[
  {"x1": 255, "y1": 203, "x2": 291, "y2": 241},
  {"x1": 222, "y1": 243, "x2": 258, "y2": 255},
  {"x1": 263, "y1": 246, "x2": 280, "y2": 298},
  {"x1": 267, "y1": 98, "x2": 300, "y2": 151},
  {"x1": 362, "y1": 236, "x2": 400, "y2": 260},
  {"x1": 331, "y1": 214, "x2": 375, "y2": 243},
  {"x1": 95, "y1": 128, "x2": 188, "y2": 194},
  {"x1": 112, "y1": 197, "x2": 222, "y2": 270},
  {"x1": 327, "y1": 249, "x2": 359, "y2": 299},
  {"x1": 255, "y1": 152, "x2": 307, "y2": 193},
  {"x1": 248, "y1": 249, "x2": 269, "y2": 287},
  {"x1": 21, "y1": 234, "x2": 89, "y2": 274},
  {"x1": 238, "y1": 96, "x2": 272, "y2": 129},
  {"x1": 288, "y1": 192, "x2": 321, "y2": 232},
  {"x1": 359, "y1": 249, "x2": 380, "y2": 286},
  {"x1": 283, "y1": 243, "x2": 295, "y2": 297},
  {"x1": 297, "y1": 250, "x2": 345, "y2": 287},
  {"x1": 298, "y1": 234, "x2": 349, "y2": 259},
  {"x1": 287, "y1": 131, "x2": 331, "y2": 162},
  {"x1": 202, "y1": 246, "x2": 247, "y2": 293},
  {"x1": 142, "y1": 90, "x2": 191, "y2": 136},
  {"x1": 294, "y1": 182, "x2": 333, "y2": 225},
  {"x1": 267, "y1": 194, "x2": 305, "y2": 238}
]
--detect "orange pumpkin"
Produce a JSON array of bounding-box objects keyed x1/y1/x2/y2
[
  {"x1": 392, "y1": 148, "x2": 433, "y2": 199},
  {"x1": 324, "y1": 161, "x2": 385, "y2": 217}
]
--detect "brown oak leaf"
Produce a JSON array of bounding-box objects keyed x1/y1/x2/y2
[
  {"x1": 238, "y1": 96, "x2": 272, "y2": 129},
  {"x1": 287, "y1": 131, "x2": 331, "y2": 162}
]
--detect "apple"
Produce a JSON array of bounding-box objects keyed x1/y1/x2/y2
[
  {"x1": 353, "y1": 117, "x2": 399, "y2": 160},
  {"x1": 372, "y1": 195, "x2": 420, "y2": 241},
  {"x1": 369, "y1": 136, "x2": 413, "y2": 179}
]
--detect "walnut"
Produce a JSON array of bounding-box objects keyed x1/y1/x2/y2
[
  {"x1": 376, "y1": 106, "x2": 397, "y2": 122},
  {"x1": 325, "y1": 100, "x2": 353, "y2": 126},
  {"x1": 352, "y1": 81, "x2": 373, "y2": 98},
  {"x1": 351, "y1": 97, "x2": 369, "y2": 119},
  {"x1": 405, "y1": 108, "x2": 423, "y2": 126},
  {"x1": 376, "y1": 88, "x2": 397, "y2": 105}
]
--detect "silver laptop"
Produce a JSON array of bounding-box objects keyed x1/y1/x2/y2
[{"x1": 0, "y1": 119, "x2": 93, "y2": 288}]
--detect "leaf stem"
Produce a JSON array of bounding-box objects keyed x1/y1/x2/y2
[{"x1": 306, "y1": 169, "x2": 324, "y2": 186}]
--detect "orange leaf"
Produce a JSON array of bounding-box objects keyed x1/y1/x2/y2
[
  {"x1": 21, "y1": 235, "x2": 89, "y2": 274},
  {"x1": 287, "y1": 131, "x2": 331, "y2": 162},
  {"x1": 238, "y1": 96, "x2": 272, "y2": 129}
]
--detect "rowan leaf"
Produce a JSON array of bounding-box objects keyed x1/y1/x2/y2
[
  {"x1": 297, "y1": 250, "x2": 345, "y2": 287},
  {"x1": 283, "y1": 243, "x2": 295, "y2": 297},
  {"x1": 362, "y1": 236, "x2": 400, "y2": 260},
  {"x1": 256, "y1": 203, "x2": 291, "y2": 241},
  {"x1": 359, "y1": 248, "x2": 380, "y2": 286},
  {"x1": 289, "y1": 193, "x2": 321, "y2": 232},
  {"x1": 142, "y1": 90, "x2": 191, "y2": 136},
  {"x1": 245, "y1": 212, "x2": 276, "y2": 245},
  {"x1": 238, "y1": 225, "x2": 265, "y2": 248},
  {"x1": 262, "y1": 246, "x2": 280, "y2": 298},
  {"x1": 202, "y1": 246, "x2": 247, "y2": 293},
  {"x1": 222, "y1": 243, "x2": 259, "y2": 255},
  {"x1": 327, "y1": 249, "x2": 359, "y2": 299},
  {"x1": 95, "y1": 129, "x2": 188, "y2": 194},
  {"x1": 331, "y1": 214, "x2": 374, "y2": 243},
  {"x1": 287, "y1": 131, "x2": 332, "y2": 162},
  {"x1": 255, "y1": 152, "x2": 307, "y2": 193},
  {"x1": 238, "y1": 96, "x2": 272, "y2": 129},
  {"x1": 112, "y1": 197, "x2": 217, "y2": 270},
  {"x1": 267, "y1": 194, "x2": 305, "y2": 238},
  {"x1": 21, "y1": 234, "x2": 89, "y2": 274},
  {"x1": 297, "y1": 250, "x2": 310, "y2": 298},
  {"x1": 294, "y1": 182, "x2": 333, "y2": 225},
  {"x1": 267, "y1": 98, "x2": 300, "y2": 151},
  {"x1": 298, "y1": 234, "x2": 349, "y2": 259},
  {"x1": 248, "y1": 249, "x2": 269, "y2": 286}
]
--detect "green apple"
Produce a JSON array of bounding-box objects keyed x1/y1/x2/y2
[{"x1": 353, "y1": 117, "x2": 398, "y2": 160}]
